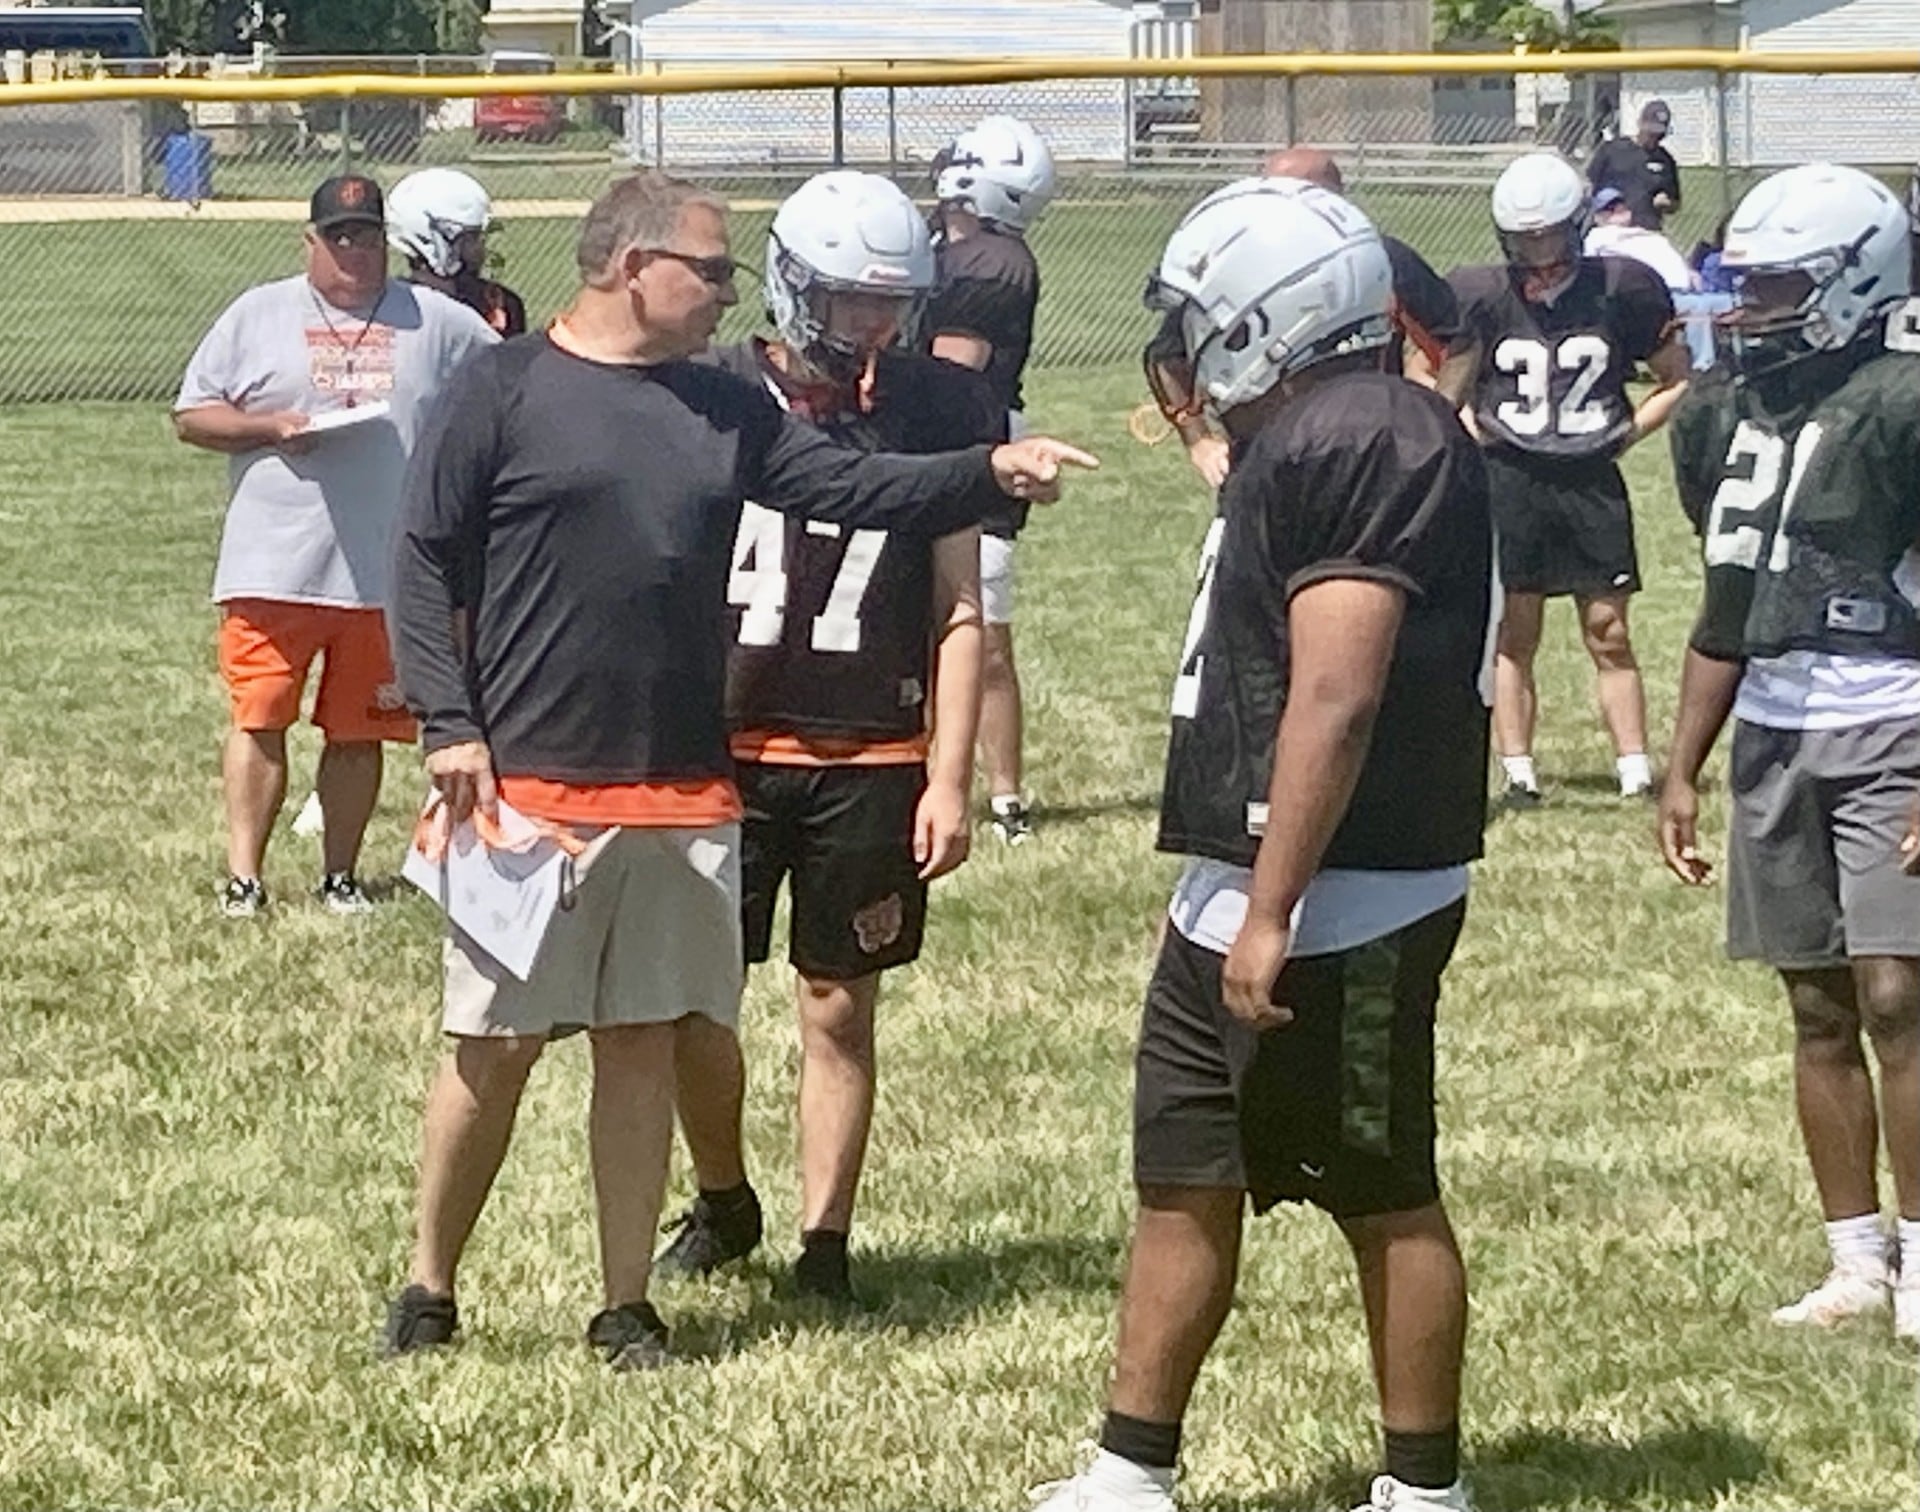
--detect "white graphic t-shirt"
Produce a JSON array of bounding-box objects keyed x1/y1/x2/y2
[{"x1": 175, "y1": 275, "x2": 497, "y2": 608}]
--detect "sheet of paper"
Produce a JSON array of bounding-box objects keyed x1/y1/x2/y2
[
  {"x1": 301, "y1": 399, "x2": 392, "y2": 434},
  {"x1": 402, "y1": 799, "x2": 568, "y2": 981}
]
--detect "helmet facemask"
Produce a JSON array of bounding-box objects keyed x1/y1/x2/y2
[
  {"x1": 1725, "y1": 231, "x2": 1878, "y2": 382},
  {"x1": 769, "y1": 233, "x2": 922, "y2": 390},
  {"x1": 1501, "y1": 219, "x2": 1584, "y2": 301}
]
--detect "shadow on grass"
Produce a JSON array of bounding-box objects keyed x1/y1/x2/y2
[
  {"x1": 668, "y1": 1230, "x2": 1125, "y2": 1360},
  {"x1": 1189, "y1": 1423, "x2": 1769, "y2": 1512},
  {"x1": 1033, "y1": 792, "x2": 1162, "y2": 827}
]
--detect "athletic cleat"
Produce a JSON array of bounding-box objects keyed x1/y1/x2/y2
[
  {"x1": 1500, "y1": 780, "x2": 1542, "y2": 810},
  {"x1": 1351, "y1": 1475, "x2": 1476, "y2": 1512},
  {"x1": 586, "y1": 1299, "x2": 670, "y2": 1371},
  {"x1": 655, "y1": 1185, "x2": 763, "y2": 1276},
  {"x1": 990, "y1": 797, "x2": 1035, "y2": 845},
  {"x1": 381, "y1": 1284, "x2": 458, "y2": 1357},
  {"x1": 793, "y1": 1240, "x2": 855, "y2": 1305},
  {"x1": 1028, "y1": 1451, "x2": 1178, "y2": 1512},
  {"x1": 316, "y1": 872, "x2": 374, "y2": 916},
  {"x1": 1894, "y1": 1280, "x2": 1920, "y2": 1342},
  {"x1": 219, "y1": 875, "x2": 268, "y2": 918},
  {"x1": 1769, "y1": 1266, "x2": 1891, "y2": 1327}
]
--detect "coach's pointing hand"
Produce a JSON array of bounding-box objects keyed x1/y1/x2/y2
[
  {"x1": 990, "y1": 436, "x2": 1099, "y2": 504},
  {"x1": 1222, "y1": 913, "x2": 1295, "y2": 1032},
  {"x1": 425, "y1": 739, "x2": 499, "y2": 827}
]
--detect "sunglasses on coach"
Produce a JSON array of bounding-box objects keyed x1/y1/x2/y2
[{"x1": 642, "y1": 247, "x2": 742, "y2": 287}]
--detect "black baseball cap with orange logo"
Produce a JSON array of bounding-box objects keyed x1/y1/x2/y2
[{"x1": 310, "y1": 174, "x2": 385, "y2": 230}]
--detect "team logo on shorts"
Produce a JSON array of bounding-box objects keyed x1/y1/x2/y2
[
  {"x1": 373, "y1": 681, "x2": 407, "y2": 712},
  {"x1": 852, "y1": 894, "x2": 904, "y2": 954}
]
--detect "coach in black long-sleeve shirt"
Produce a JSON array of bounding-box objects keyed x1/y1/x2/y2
[{"x1": 379, "y1": 172, "x2": 1093, "y2": 1371}]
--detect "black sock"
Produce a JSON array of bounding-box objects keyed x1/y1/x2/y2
[
  {"x1": 699, "y1": 1181, "x2": 755, "y2": 1213},
  {"x1": 1383, "y1": 1424, "x2": 1459, "y2": 1490},
  {"x1": 801, "y1": 1227, "x2": 848, "y2": 1254},
  {"x1": 1099, "y1": 1409, "x2": 1181, "y2": 1471}
]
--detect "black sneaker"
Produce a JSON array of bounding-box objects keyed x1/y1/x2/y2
[
  {"x1": 316, "y1": 871, "x2": 374, "y2": 916},
  {"x1": 793, "y1": 1230, "x2": 855, "y2": 1305},
  {"x1": 655, "y1": 1184, "x2": 763, "y2": 1276},
  {"x1": 382, "y1": 1284, "x2": 458, "y2": 1357},
  {"x1": 219, "y1": 875, "x2": 268, "y2": 918},
  {"x1": 1500, "y1": 780, "x2": 1543, "y2": 810},
  {"x1": 586, "y1": 1299, "x2": 670, "y2": 1371}
]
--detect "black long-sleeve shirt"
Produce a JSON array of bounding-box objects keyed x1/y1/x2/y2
[{"x1": 389, "y1": 334, "x2": 1006, "y2": 783}]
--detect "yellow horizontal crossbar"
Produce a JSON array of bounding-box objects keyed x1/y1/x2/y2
[{"x1": 3, "y1": 49, "x2": 1919, "y2": 107}]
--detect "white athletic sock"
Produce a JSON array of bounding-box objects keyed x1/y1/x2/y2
[
  {"x1": 1826, "y1": 1214, "x2": 1890, "y2": 1278},
  {"x1": 1616, "y1": 753, "x2": 1653, "y2": 794},
  {"x1": 991, "y1": 793, "x2": 1026, "y2": 816},
  {"x1": 1086, "y1": 1449, "x2": 1175, "y2": 1500},
  {"x1": 1500, "y1": 755, "x2": 1538, "y2": 791},
  {"x1": 1898, "y1": 1219, "x2": 1920, "y2": 1283}
]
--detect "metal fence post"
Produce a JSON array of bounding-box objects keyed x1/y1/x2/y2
[
  {"x1": 1283, "y1": 73, "x2": 1298, "y2": 148},
  {"x1": 886, "y1": 75, "x2": 899, "y2": 180},
  {"x1": 337, "y1": 95, "x2": 353, "y2": 174},
  {"x1": 831, "y1": 84, "x2": 846, "y2": 167},
  {"x1": 1123, "y1": 74, "x2": 1135, "y2": 169},
  {"x1": 1715, "y1": 69, "x2": 1733, "y2": 223}
]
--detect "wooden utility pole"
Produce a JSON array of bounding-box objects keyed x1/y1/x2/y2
[{"x1": 1199, "y1": 0, "x2": 1434, "y2": 148}]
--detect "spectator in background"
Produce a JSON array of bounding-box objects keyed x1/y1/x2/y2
[
  {"x1": 387, "y1": 167, "x2": 528, "y2": 337},
  {"x1": 1585, "y1": 187, "x2": 1697, "y2": 292},
  {"x1": 1690, "y1": 216, "x2": 1736, "y2": 295},
  {"x1": 1588, "y1": 100, "x2": 1682, "y2": 231},
  {"x1": 173, "y1": 174, "x2": 498, "y2": 919}
]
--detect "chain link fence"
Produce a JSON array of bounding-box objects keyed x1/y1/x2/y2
[{"x1": 0, "y1": 60, "x2": 1913, "y2": 404}]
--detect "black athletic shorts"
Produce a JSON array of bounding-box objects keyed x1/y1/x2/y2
[
  {"x1": 738, "y1": 761, "x2": 928, "y2": 981},
  {"x1": 1133, "y1": 898, "x2": 1467, "y2": 1219},
  {"x1": 1485, "y1": 448, "x2": 1639, "y2": 599}
]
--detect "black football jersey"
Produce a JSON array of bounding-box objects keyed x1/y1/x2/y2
[
  {"x1": 715, "y1": 340, "x2": 1004, "y2": 742},
  {"x1": 1383, "y1": 234, "x2": 1465, "y2": 377},
  {"x1": 1674, "y1": 323, "x2": 1920, "y2": 664},
  {"x1": 924, "y1": 227, "x2": 1039, "y2": 539},
  {"x1": 1450, "y1": 257, "x2": 1673, "y2": 460},
  {"x1": 1157, "y1": 372, "x2": 1494, "y2": 872}
]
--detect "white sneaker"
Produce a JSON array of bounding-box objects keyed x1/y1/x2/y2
[
  {"x1": 1028, "y1": 1450, "x2": 1177, "y2": 1512},
  {"x1": 1352, "y1": 1475, "x2": 1475, "y2": 1512},
  {"x1": 1769, "y1": 1266, "x2": 1892, "y2": 1327},
  {"x1": 1895, "y1": 1280, "x2": 1920, "y2": 1342}
]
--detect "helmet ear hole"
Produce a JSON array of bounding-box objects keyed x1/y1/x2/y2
[{"x1": 1223, "y1": 321, "x2": 1252, "y2": 354}]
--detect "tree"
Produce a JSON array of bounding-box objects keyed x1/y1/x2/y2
[
  {"x1": 1435, "y1": 0, "x2": 1618, "y2": 50},
  {"x1": 145, "y1": 0, "x2": 485, "y2": 54}
]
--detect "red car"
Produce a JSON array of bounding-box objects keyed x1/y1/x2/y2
[{"x1": 475, "y1": 51, "x2": 566, "y2": 143}]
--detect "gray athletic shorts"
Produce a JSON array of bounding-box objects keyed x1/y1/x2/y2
[{"x1": 1726, "y1": 718, "x2": 1920, "y2": 970}]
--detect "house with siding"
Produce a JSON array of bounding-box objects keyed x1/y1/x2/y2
[{"x1": 1603, "y1": 0, "x2": 1920, "y2": 165}]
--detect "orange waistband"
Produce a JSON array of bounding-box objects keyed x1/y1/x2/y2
[
  {"x1": 497, "y1": 774, "x2": 743, "y2": 828},
  {"x1": 730, "y1": 729, "x2": 930, "y2": 768}
]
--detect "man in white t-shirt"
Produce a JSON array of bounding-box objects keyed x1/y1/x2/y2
[
  {"x1": 1584, "y1": 186, "x2": 1697, "y2": 293},
  {"x1": 174, "y1": 174, "x2": 497, "y2": 919}
]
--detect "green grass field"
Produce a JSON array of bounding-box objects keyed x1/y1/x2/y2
[{"x1": 0, "y1": 364, "x2": 1914, "y2": 1511}]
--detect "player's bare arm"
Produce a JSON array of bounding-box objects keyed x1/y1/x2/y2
[
  {"x1": 1222, "y1": 576, "x2": 1407, "y2": 1030},
  {"x1": 919, "y1": 527, "x2": 985, "y2": 879},
  {"x1": 1433, "y1": 335, "x2": 1483, "y2": 409},
  {"x1": 1656, "y1": 649, "x2": 1742, "y2": 885},
  {"x1": 174, "y1": 401, "x2": 313, "y2": 455},
  {"x1": 1626, "y1": 335, "x2": 1693, "y2": 448}
]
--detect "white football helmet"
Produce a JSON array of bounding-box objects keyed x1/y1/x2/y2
[
  {"x1": 1721, "y1": 163, "x2": 1911, "y2": 368},
  {"x1": 933, "y1": 115, "x2": 1056, "y2": 233},
  {"x1": 387, "y1": 167, "x2": 492, "y2": 278},
  {"x1": 766, "y1": 170, "x2": 934, "y2": 372},
  {"x1": 1491, "y1": 152, "x2": 1589, "y2": 273},
  {"x1": 1144, "y1": 176, "x2": 1392, "y2": 416}
]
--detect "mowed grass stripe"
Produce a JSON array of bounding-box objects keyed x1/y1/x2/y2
[{"x1": 0, "y1": 377, "x2": 1912, "y2": 1511}]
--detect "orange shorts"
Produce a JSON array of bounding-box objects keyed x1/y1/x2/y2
[{"x1": 217, "y1": 598, "x2": 416, "y2": 743}]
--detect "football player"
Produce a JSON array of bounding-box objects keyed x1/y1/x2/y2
[
  {"x1": 925, "y1": 115, "x2": 1054, "y2": 844},
  {"x1": 1451, "y1": 151, "x2": 1692, "y2": 803},
  {"x1": 1030, "y1": 179, "x2": 1492, "y2": 1512},
  {"x1": 387, "y1": 167, "x2": 528, "y2": 337},
  {"x1": 659, "y1": 171, "x2": 996, "y2": 1303},
  {"x1": 1660, "y1": 164, "x2": 1920, "y2": 1342}
]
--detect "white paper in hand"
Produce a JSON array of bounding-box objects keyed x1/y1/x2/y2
[
  {"x1": 302, "y1": 399, "x2": 392, "y2": 434},
  {"x1": 402, "y1": 798, "x2": 568, "y2": 981}
]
